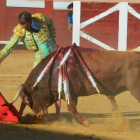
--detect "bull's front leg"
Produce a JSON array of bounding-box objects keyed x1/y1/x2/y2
[{"x1": 67, "y1": 100, "x2": 89, "y2": 127}]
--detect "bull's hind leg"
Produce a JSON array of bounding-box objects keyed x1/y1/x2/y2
[
  {"x1": 127, "y1": 88, "x2": 140, "y2": 104},
  {"x1": 107, "y1": 96, "x2": 119, "y2": 112},
  {"x1": 107, "y1": 95, "x2": 130, "y2": 130},
  {"x1": 125, "y1": 68, "x2": 140, "y2": 103},
  {"x1": 67, "y1": 100, "x2": 89, "y2": 127}
]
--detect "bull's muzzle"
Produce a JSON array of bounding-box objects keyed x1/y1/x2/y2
[{"x1": 36, "y1": 109, "x2": 48, "y2": 119}]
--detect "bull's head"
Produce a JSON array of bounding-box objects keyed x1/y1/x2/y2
[{"x1": 12, "y1": 85, "x2": 57, "y2": 118}]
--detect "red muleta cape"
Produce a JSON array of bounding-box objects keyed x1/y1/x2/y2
[{"x1": 0, "y1": 92, "x2": 21, "y2": 122}]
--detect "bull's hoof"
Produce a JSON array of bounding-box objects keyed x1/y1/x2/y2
[
  {"x1": 21, "y1": 114, "x2": 41, "y2": 124},
  {"x1": 83, "y1": 119, "x2": 90, "y2": 127},
  {"x1": 75, "y1": 115, "x2": 90, "y2": 127}
]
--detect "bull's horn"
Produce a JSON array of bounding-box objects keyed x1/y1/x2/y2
[{"x1": 11, "y1": 86, "x2": 24, "y2": 104}]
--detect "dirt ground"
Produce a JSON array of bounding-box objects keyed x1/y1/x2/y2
[{"x1": 0, "y1": 50, "x2": 140, "y2": 140}]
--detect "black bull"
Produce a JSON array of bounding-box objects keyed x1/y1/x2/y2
[{"x1": 14, "y1": 46, "x2": 140, "y2": 126}]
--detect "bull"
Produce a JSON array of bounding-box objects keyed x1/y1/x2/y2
[{"x1": 12, "y1": 45, "x2": 140, "y2": 126}]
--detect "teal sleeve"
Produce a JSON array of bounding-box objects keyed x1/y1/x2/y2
[
  {"x1": 0, "y1": 34, "x2": 20, "y2": 62},
  {"x1": 44, "y1": 16, "x2": 56, "y2": 39}
]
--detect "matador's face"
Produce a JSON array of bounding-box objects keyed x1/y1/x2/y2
[{"x1": 20, "y1": 20, "x2": 31, "y2": 31}]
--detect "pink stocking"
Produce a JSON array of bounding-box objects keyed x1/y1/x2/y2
[{"x1": 55, "y1": 99, "x2": 61, "y2": 118}]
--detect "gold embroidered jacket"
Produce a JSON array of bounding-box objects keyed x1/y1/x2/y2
[{"x1": 0, "y1": 13, "x2": 57, "y2": 67}]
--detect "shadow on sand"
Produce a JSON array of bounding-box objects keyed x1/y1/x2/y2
[
  {"x1": 1, "y1": 112, "x2": 140, "y2": 140},
  {"x1": 39, "y1": 111, "x2": 140, "y2": 132},
  {"x1": 0, "y1": 122, "x2": 112, "y2": 140}
]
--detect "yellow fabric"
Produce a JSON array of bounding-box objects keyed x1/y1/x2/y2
[
  {"x1": 32, "y1": 13, "x2": 46, "y2": 23},
  {"x1": 13, "y1": 24, "x2": 26, "y2": 38},
  {"x1": 0, "y1": 13, "x2": 56, "y2": 63},
  {"x1": 13, "y1": 13, "x2": 56, "y2": 39}
]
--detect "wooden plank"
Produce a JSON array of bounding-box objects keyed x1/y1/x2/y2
[
  {"x1": 81, "y1": 11, "x2": 119, "y2": 18},
  {"x1": 81, "y1": 2, "x2": 116, "y2": 9},
  {"x1": 55, "y1": 30, "x2": 72, "y2": 38},
  {"x1": 129, "y1": 3, "x2": 140, "y2": 11},
  {"x1": 7, "y1": 7, "x2": 44, "y2": 15},
  {"x1": 80, "y1": 37, "x2": 109, "y2": 50},
  {"x1": 82, "y1": 25, "x2": 118, "y2": 33},
  {"x1": 56, "y1": 37, "x2": 72, "y2": 47},
  {"x1": 118, "y1": 2, "x2": 128, "y2": 51},
  {"x1": 7, "y1": 0, "x2": 45, "y2": 8},
  {"x1": 52, "y1": 0, "x2": 140, "y2": 3},
  {"x1": 54, "y1": 10, "x2": 69, "y2": 17},
  {"x1": 53, "y1": 16, "x2": 68, "y2": 24},
  {"x1": 73, "y1": 1, "x2": 81, "y2": 45},
  {"x1": 81, "y1": 32, "x2": 118, "y2": 49}
]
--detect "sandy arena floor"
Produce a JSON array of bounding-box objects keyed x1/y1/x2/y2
[{"x1": 0, "y1": 50, "x2": 140, "y2": 140}]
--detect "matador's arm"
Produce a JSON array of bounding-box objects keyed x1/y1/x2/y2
[
  {"x1": 44, "y1": 16, "x2": 56, "y2": 39},
  {"x1": 0, "y1": 34, "x2": 20, "y2": 62}
]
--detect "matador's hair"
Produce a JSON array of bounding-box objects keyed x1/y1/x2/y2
[{"x1": 19, "y1": 11, "x2": 32, "y2": 24}]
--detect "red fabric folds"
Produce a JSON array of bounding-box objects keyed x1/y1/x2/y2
[{"x1": 0, "y1": 92, "x2": 21, "y2": 122}]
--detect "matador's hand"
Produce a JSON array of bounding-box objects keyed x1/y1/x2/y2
[{"x1": 68, "y1": 23, "x2": 73, "y2": 31}]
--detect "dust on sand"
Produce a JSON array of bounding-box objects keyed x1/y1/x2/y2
[{"x1": 0, "y1": 50, "x2": 140, "y2": 140}]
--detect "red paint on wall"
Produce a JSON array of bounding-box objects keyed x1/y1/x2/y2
[
  {"x1": 54, "y1": 3, "x2": 119, "y2": 50},
  {"x1": 55, "y1": 2, "x2": 140, "y2": 50},
  {"x1": 44, "y1": 1, "x2": 53, "y2": 18},
  {"x1": 1, "y1": 2, "x2": 140, "y2": 50},
  {"x1": 53, "y1": 10, "x2": 72, "y2": 47},
  {"x1": 127, "y1": 4, "x2": 140, "y2": 50},
  {"x1": 81, "y1": 2, "x2": 116, "y2": 10},
  {"x1": 0, "y1": 0, "x2": 6, "y2": 40}
]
